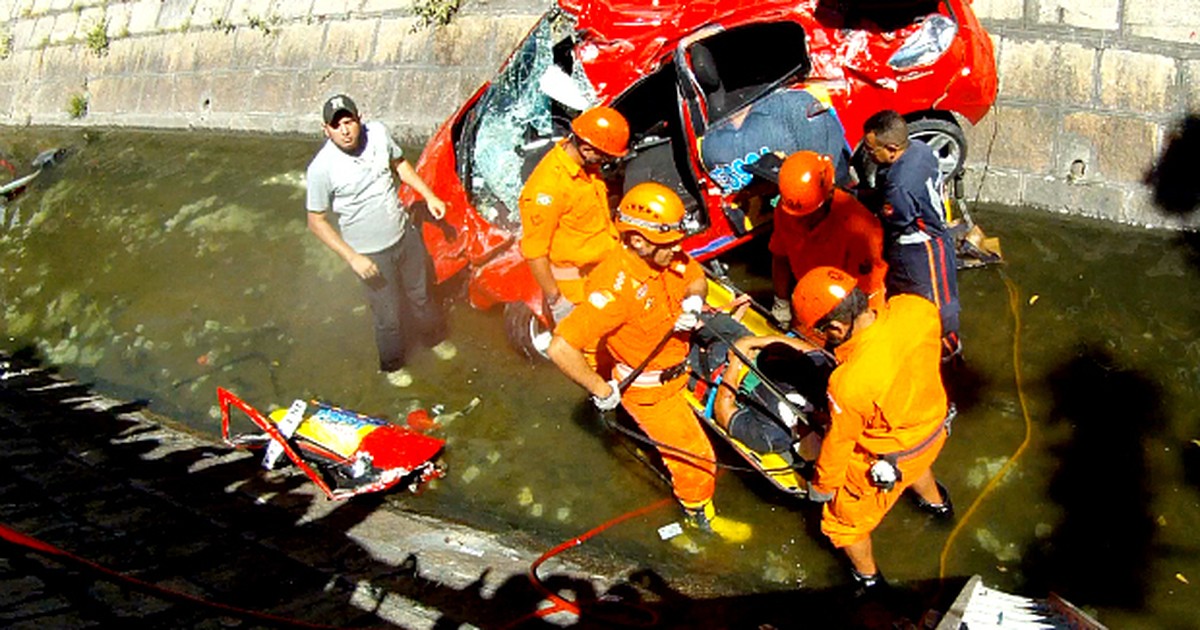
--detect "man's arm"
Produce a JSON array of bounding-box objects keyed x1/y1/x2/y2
[
  {"x1": 547, "y1": 334, "x2": 611, "y2": 399},
  {"x1": 307, "y1": 211, "x2": 379, "y2": 279},
  {"x1": 394, "y1": 158, "x2": 446, "y2": 220},
  {"x1": 527, "y1": 256, "x2": 561, "y2": 304}
]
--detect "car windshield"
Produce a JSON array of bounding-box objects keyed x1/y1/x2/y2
[{"x1": 462, "y1": 9, "x2": 594, "y2": 230}]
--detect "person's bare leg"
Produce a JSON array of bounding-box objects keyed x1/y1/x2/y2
[
  {"x1": 908, "y1": 467, "x2": 943, "y2": 504},
  {"x1": 843, "y1": 535, "x2": 877, "y2": 575}
]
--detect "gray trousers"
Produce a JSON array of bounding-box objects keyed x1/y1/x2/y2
[{"x1": 363, "y1": 226, "x2": 444, "y2": 372}]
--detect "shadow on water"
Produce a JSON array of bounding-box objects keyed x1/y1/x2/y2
[
  {"x1": 1, "y1": 347, "x2": 978, "y2": 629},
  {"x1": 1020, "y1": 344, "x2": 1161, "y2": 611}
]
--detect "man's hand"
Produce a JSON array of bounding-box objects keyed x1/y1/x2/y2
[
  {"x1": 349, "y1": 253, "x2": 380, "y2": 280},
  {"x1": 807, "y1": 486, "x2": 834, "y2": 503},
  {"x1": 549, "y1": 294, "x2": 574, "y2": 325},
  {"x1": 674, "y1": 295, "x2": 704, "y2": 331},
  {"x1": 591, "y1": 379, "x2": 622, "y2": 412},
  {"x1": 771, "y1": 296, "x2": 792, "y2": 328},
  {"x1": 426, "y1": 196, "x2": 447, "y2": 220}
]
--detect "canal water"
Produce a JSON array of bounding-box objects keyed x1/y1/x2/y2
[{"x1": 2, "y1": 127, "x2": 1198, "y2": 627}]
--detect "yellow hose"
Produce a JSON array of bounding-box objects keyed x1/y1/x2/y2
[{"x1": 938, "y1": 269, "x2": 1034, "y2": 580}]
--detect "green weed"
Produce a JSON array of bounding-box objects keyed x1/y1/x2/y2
[
  {"x1": 67, "y1": 93, "x2": 89, "y2": 119},
  {"x1": 412, "y1": 0, "x2": 461, "y2": 31},
  {"x1": 85, "y1": 18, "x2": 109, "y2": 56}
]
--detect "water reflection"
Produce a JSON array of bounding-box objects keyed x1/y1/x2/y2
[{"x1": 3, "y1": 127, "x2": 1200, "y2": 625}]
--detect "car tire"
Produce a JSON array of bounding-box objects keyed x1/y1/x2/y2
[
  {"x1": 907, "y1": 117, "x2": 967, "y2": 181},
  {"x1": 503, "y1": 301, "x2": 552, "y2": 362}
]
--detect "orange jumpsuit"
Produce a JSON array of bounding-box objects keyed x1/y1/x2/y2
[
  {"x1": 518, "y1": 141, "x2": 619, "y2": 304},
  {"x1": 770, "y1": 189, "x2": 887, "y2": 307},
  {"x1": 556, "y1": 246, "x2": 716, "y2": 508},
  {"x1": 811, "y1": 294, "x2": 948, "y2": 548}
]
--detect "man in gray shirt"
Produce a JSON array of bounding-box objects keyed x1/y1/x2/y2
[{"x1": 306, "y1": 94, "x2": 455, "y2": 387}]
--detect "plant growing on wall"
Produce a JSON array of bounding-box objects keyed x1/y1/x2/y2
[
  {"x1": 0, "y1": 31, "x2": 12, "y2": 60},
  {"x1": 67, "y1": 94, "x2": 89, "y2": 119},
  {"x1": 412, "y1": 0, "x2": 461, "y2": 30},
  {"x1": 85, "y1": 18, "x2": 110, "y2": 56}
]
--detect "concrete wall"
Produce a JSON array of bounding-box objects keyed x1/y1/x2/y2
[{"x1": 0, "y1": 0, "x2": 1197, "y2": 228}]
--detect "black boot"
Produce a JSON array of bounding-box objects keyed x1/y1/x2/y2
[
  {"x1": 913, "y1": 480, "x2": 954, "y2": 520},
  {"x1": 851, "y1": 568, "x2": 888, "y2": 599}
]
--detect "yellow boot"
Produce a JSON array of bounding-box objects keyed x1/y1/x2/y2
[{"x1": 682, "y1": 500, "x2": 753, "y2": 544}]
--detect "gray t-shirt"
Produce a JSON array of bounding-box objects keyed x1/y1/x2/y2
[{"x1": 305, "y1": 120, "x2": 407, "y2": 254}]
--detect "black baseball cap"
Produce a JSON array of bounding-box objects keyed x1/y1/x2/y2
[{"x1": 322, "y1": 94, "x2": 359, "y2": 125}]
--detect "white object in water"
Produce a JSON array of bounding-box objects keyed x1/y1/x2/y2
[{"x1": 657, "y1": 522, "x2": 684, "y2": 541}]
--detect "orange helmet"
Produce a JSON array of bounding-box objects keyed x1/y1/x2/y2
[
  {"x1": 571, "y1": 106, "x2": 630, "y2": 157},
  {"x1": 792, "y1": 266, "x2": 857, "y2": 330},
  {"x1": 617, "y1": 182, "x2": 687, "y2": 244},
  {"x1": 778, "y1": 151, "x2": 835, "y2": 216}
]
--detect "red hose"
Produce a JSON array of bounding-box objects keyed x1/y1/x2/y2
[{"x1": 502, "y1": 497, "x2": 672, "y2": 628}]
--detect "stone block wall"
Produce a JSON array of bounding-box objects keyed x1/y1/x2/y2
[
  {"x1": 966, "y1": 0, "x2": 1200, "y2": 228},
  {"x1": 0, "y1": 0, "x2": 1198, "y2": 228},
  {"x1": 0, "y1": 0, "x2": 544, "y2": 138}
]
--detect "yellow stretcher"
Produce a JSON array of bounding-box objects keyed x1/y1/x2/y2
[{"x1": 682, "y1": 277, "x2": 810, "y2": 498}]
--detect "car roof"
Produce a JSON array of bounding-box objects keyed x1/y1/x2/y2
[{"x1": 558, "y1": 0, "x2": 819, "y2": 100}]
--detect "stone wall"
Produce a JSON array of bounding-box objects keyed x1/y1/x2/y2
[
  {"x1": 0, "y1": 0, "x2": 544, "y2": 137},
  {"x1": 966, "y1": 0, "x2": 1199, "y2": 228},
  {"x1": 0, "y1": 0, "x2": 1198, "y2": 228}
]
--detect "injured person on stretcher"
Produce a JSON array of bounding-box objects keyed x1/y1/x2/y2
[{"x1": 686, "y1": 307, "x2": 834, "y2": 495}]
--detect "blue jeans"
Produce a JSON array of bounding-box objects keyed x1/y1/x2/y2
[{"x1": 363, "y1": 226, "x2": 444, "y2": 372}]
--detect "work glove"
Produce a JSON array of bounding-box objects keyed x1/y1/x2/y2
[
  {"x1": 591, "y1": 379, "x2": 622, "y2": 412},
  {"x1": 674, "y1": 295, "x2": 704, "y2": 331},
  {"x1": 771, "y1": 296, "x2": 792, "y2": 328},
  {"x1": 807, "y1": 486, "x2": 834, "y2": 504},
  {"x1": 549, "y1": 294, "x2": 575, "y2": 325}
]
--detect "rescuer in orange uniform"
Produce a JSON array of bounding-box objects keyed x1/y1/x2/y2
[
  {"x1": 793, "y1": 266, "x2": 954, "y2": 593},
  {"x1": 519, "y1": 106, "x2": 628, "y2": 327},
  {"x1": 548, "y1": 182, "x2": 749, "y2": 542},
  {"x1": 768, "y1": 151, "x2": 887, "y2": 329}
]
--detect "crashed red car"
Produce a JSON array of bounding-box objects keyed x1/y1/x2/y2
[{"x1": 401, "y1": 0, "x2": 997, "y2": 357}]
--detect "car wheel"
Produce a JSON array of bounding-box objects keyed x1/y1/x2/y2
[
  {"x1": 503, "y1": 301, "x2": 552, "y2": 362},
  {"x1": 907, "y1": 117, "x2": 967, "y2": 181}
]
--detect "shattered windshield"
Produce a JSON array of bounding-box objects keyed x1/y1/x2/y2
[{"x1": 466, "y1": 10, "x2": 595, "y2": 230}]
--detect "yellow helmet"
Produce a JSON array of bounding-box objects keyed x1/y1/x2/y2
[{"x1": 616, "y1": 182, "x2": 687, "y2": 244}]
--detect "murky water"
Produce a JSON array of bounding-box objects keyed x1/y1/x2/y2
[{"x1": 3, "y1": 127, "x2": 1198, "y2": 626}]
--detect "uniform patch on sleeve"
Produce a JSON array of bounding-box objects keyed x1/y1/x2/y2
[
  {"x1": 536, "y1": 193, "x2": 553, "y2": 206},
  {"x1": 612, "y1": 271, "x2": 626, "y2": 292},
  {"x1": 588, "y1": 290, "x2": 614, "y2": 309}
]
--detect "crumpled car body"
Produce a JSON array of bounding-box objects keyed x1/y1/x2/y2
[{"x1": 401, "y1": 0, "x2": 996, "y2": 355}]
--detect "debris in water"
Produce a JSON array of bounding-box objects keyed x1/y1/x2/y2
[
  {"x1": 461, "y1": 465, "x2": 480, "y2": 484},
  {"x1": 1028, "y1": 294, "x2": 1040, "y2": 306},
  {"x1": 517, "y1": 486, "x2": 534, "y2": 506},
  {"x1": 556, "y1": 506, "x2": 570, "y2": 521},
  {"x1": 657, "y1": 522, "x2": 683, "y2": 541},
  {"x1": 406, "y1": 408, "x2": 437, "y2": 431},
  {"x1": 530, "y1": 503, "x2": 543, "y2": 517},
  {"x1": 1176, "y1": 573, "x2": 1189, "y2": 584},
  {"x1": 1157, "y1": 515, "x2": 1168, "y2": 527}
]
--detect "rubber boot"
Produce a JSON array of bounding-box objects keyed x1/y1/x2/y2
[
  {"x1": 682, "y1": 499, "x2": 753, "y2": 544},
  {"x1": 913, "y1": 480, "x2": 954, "y2": 520}
]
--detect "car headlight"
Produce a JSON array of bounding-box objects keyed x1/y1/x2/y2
[{"x1": 888, "y1": 14, "x2": 957, "y2": 70}]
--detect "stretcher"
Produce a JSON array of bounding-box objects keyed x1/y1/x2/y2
[
  {"x1": 681, "y1": 276, "x2": 814, "y2": 498},
  {"x1": 218, "y1": 387, "x2": 445, "y2": 500}
]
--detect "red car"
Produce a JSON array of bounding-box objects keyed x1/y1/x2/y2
[{"x1": 401, "y1": 0, "x2": 997, "y2": 357}]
